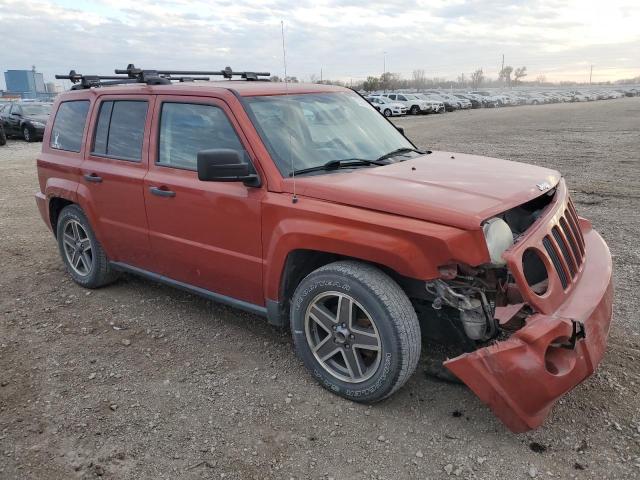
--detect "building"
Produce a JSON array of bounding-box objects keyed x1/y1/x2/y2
[{"x1": 3, "y1": 67, "x2": 53, "y2": 100}]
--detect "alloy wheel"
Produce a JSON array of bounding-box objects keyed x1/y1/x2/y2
[
  {"x1": 62, "y1": 219, "x2": 93, "y2": 276},
  {"x1": 304, "y1": 291, "x2": 381, "y2": 383},
  {"x1": 23, "y1": 127, "x2": 30, "y2": 142}
]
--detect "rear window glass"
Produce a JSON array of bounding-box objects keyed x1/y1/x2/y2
[
  {"x1": 92, "y1": 100, "x2": 148, "y2": 161},
  {"x1": 50, "y1": 101, "x2": 90, "y2": 152}
]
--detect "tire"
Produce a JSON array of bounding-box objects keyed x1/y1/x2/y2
[
  {"x1": 56, "y1": 204, "x2": 118, "y2": 288},
  {"x1": 410, "y1": 105, "x2": 420, "y2": 115},
  {"x1": 383, "y1": 108, "x2": 392, "y2": 117},
  {"x1": 0, "y1": 127, "x2": 6, "y2": 146},
  {"x1": 23, "y1": 126, "x2": 33, "y2": 142},
  {"x1": 291, "y1": 260, "x2": 421, "y2": 403}
]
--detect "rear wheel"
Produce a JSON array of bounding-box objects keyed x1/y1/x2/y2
[
  {"x1": 0, "y1": 127, "x2": 6, "y2": 146},
  {"x1": 291, "y1": 261, "x2": 421, "y2": 403},
  {"x1": 56, "y1": 205, "x2": 118, "y2": 288}
]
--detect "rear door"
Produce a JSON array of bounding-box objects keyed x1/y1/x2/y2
[
  {"x1": 79, "y1": 95, "x2": 153, "y2": 269},
  {"x1": 143, "y1": 95, "x2": 264, "y2": 305}
]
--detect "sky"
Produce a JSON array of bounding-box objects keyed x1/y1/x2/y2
[{"x1": 1, "y1": 0, "x2": 639, "y2": 90}]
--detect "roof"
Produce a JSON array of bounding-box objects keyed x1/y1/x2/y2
[{"x1": 57, "y1": 81, "x2": 348, "y2": 99}]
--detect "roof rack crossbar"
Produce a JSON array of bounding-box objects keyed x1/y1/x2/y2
[
  {"x1": 115, "y1": 64, "x2": 270, "y2": 80},
  {"x1": 55, "y1": 64, "x2": 271, "y2": 90}
]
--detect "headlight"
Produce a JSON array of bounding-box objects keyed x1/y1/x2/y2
[
  {"x1": 31, "y1": 121, "x2": 45, "y2": 128},
  {"x1": 482, "y1": 217, "x2": 514, "y2": 265}
]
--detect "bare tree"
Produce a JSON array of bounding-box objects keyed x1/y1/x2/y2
[
  {"x1": 536, "y1": 74, "x2": 547, "y2": 85},
  {"x1": 499, "y1": 66, "x2": 513, "y2": 87},
  {"x1": 412, "y1": 69, "x2": 426, "y2": 91},
  {"x1": 380, "y1": 72, "x2": 401, "y2": 91},
  {"x1": 470, "y1": 69, "x2": 484, "y2": 89},
  {"x1": 514, "y1": 66, "x2": 527, "y2": 85},
  {"x1": 363, "y1": 76, "x2": 380, "y2": 92}
]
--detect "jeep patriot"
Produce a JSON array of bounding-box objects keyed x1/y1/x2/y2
[{"x1": 35, "y1": 66, "x2": 613, "y2": 432}]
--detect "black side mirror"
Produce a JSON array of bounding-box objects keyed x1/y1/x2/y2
[
  {"x1": 197, "y1": 149, "x2": 260, "y2": 187},
  {"x1": 396, "y1": 126, "x2": 405, "y2": 135},
  {"x1": 11, "y1": 112, "x2": 21, "y2": 117}
]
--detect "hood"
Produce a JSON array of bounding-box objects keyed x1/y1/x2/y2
[
  {"x1": 289, "y1": 151, "x2": 561, "y2": 230},
  {"x1": 26, "y1": 114, "x2": 49, "y2": 124}
]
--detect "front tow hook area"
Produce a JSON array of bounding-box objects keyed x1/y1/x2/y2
[{"x1": 552, "y1": 320, "x2": 586, "y2": 350}]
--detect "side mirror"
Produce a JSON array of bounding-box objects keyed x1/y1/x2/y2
[
  {"x1": 197, "y1": 149, "x2": 260, "y2": 187},
  {"x1": 11, "y1": 112, "x2": 21, "y2": 116},
  {"x1": 396, "y1": 126, "x2": 405, "y2": 135}
]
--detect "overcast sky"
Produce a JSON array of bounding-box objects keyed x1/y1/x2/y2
[{"x1": 1, "y1": 0, "x2": 639, "y2": 90}]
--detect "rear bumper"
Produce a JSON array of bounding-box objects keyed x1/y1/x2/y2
[
  {"x1": 35, "y1": 192, "x2": 52, "y2": 232},
  {"x1": 445, "y1": 226, "x2": 613, "y2": 432}
]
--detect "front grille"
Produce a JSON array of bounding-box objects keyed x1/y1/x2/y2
[{"x1": 541, "y1": 198, "x2": 586, "y2": 290}]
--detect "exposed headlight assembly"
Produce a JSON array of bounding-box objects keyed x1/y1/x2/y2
[
  {"x1": 30, "y1": 121, "x2": 46, "y2": 128},
  {"x1": 482, "y1": 217, "x2": 514, "y2": 265}
]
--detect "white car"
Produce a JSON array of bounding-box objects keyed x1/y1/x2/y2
[
  {"x1": 366, "y1": 96, "x2": 408, "y2": 117},
  {"x1": 382, "y1": 93, "x2": 431, "y2": 115},
  {"x1": 412, "y1": 94, "x2": 445, "y2": 113}
]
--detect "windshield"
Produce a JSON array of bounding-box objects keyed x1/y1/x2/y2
[
  {"x1": 22, "y1": 104, "x2": 51, "y2": 116},
  {"x1": 244, "y1": 92, "x2": 414, "y2": 177}
]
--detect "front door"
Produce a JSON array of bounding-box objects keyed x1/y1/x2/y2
[
  {"x1": 143, "y1": 96, "x2": 264, "y2": 306},
  {"x1": 80, "y1": 95, "x2": 153, "y2": 269}
]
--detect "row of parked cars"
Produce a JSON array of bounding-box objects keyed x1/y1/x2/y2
[
  {"x1": 0, "y1": 100, "x2": 53, "y2": 144},
  {"x1": 364, "y1": 87, "x2": 640, "y2": 116}
]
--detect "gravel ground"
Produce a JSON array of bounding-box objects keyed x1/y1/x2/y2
[{"x1": 1, "y1": 98, "x2": 639, "y2": 480}]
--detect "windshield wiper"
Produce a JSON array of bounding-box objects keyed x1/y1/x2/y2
[
  {"x1": 289, "y1": 158, "x2": 386, "y2": 177},
  {"x1": 376, "y1": 147, "x2": 428, "y2": 162}
]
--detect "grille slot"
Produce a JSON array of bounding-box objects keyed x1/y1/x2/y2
[
  {"x1": 543, "y1": 235, "x2": 568, "y2": 289},
  {"x1": 560, "y1": 216, "x2": 582, "y2": 264},
  {"x1": 552, "y1": 226, "x2": 577, "y2": 277}
]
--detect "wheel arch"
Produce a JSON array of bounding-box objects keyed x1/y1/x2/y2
[
  {"x1": 266, "y1": 248, "x2": 428, "y2": 329},
  {"x1": 49, "y1": 197, "x2": 75, "y2": 238}
]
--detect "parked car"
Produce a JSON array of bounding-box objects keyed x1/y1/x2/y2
[
  {"x1": 468, "y1": 91, "x2": 500, "y2": 107},
  {"x1": 423, "y1": 91, "x2": 459, "y2": 111},
  {"x1": 412, "y1": 94, "x2": 445, "y2": 113},
  {"x1": 36, "y1": 69, "x2": 613, "y2": 433},
  {"x1": 0, "y1": 102, "x2": 52, "y2": 142},
  {"x1": 382, "y1": 93, "x2": 430, "y2": 115},
  {"x1": 454, "y1": 94, "x2": 481, "y2": 108},
  {"x1": 366, "y1": 96, "x2": 408, "y2": 116}
]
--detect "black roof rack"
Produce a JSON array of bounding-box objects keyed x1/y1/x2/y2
[{"x1": 55, "y1": 64, "x2": 271, "y2": 90}]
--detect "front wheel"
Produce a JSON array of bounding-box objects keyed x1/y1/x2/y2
[
  {"x1": 291, "y1": 261, "x2": 421, "y2": 403},
  {"x1": 0, "y1": 127, "x2": 6, "y2": 146},
  {"x1": 410, "y1": 105, "x2": 420, "y2": 115},
  {"x1": 383, "y1": 108, "x2": 392, "y2": 117},
  {"x1": 23, "y1": 126, "x2": 34, "y2": 142}
]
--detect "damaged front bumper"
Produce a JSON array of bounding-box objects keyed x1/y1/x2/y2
[{"x1": 445, "y1": 199, "x2": 613, "y2": 432}]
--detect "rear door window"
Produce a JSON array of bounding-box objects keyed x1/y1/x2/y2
[
  {"x1": 50, "y1": 100, "x2": 90, "y2": 152},
  {"x1": 92, "y1": 100, "x2": 148, "y2": 161}
]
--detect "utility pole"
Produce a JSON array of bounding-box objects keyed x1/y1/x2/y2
[
  {"x1": 589, "y1": 65, "x2": 593, "y2": 85},
  {"x1": 383, "y1": 51, "x2": 387, "y2": 75},
  {"x1": 320, "y1": 67, "x2": 323, "y2": 83},
  {"x1": 500, "y1": 54, "x2": 504, "y2": 86}
]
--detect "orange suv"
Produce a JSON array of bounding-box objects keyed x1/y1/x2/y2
[{"x1": 35, "y1": 66, "x2": 613, "y2": 432}]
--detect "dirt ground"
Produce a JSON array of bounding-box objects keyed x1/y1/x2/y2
[{"x1": 1, "y1": 98, "x2": 639, "y2": 480}]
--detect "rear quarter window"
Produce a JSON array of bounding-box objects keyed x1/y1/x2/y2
[{"x1": 50, "y1": 100, "x2": 90, "y2": 153}]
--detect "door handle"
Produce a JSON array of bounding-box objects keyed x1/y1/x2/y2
[
  {"x1": 149, "y1": 186, "x2": 176, "y2": 197},
  {"x1": 84, "y1": 173, "x2": 103, "y2": 183}
]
